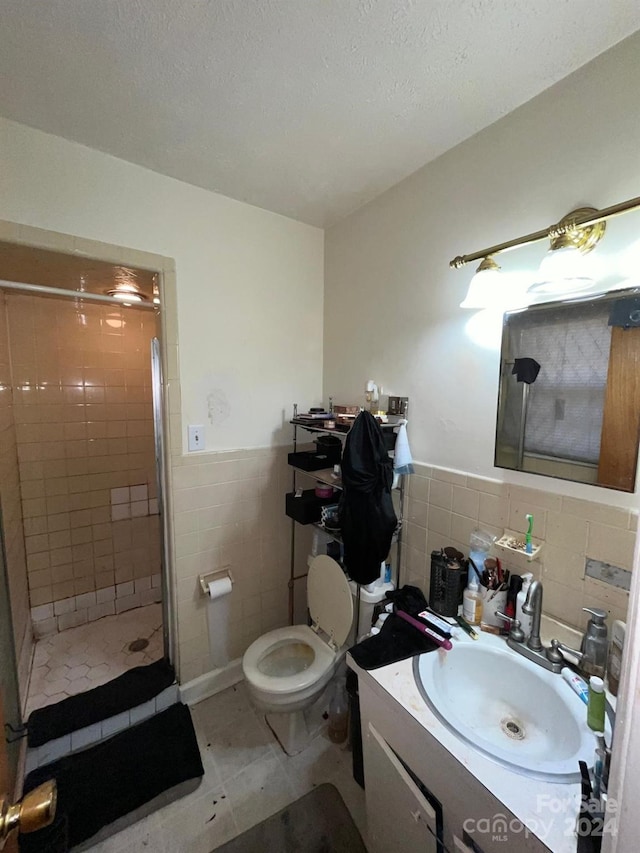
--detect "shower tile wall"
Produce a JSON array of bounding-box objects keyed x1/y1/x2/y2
[
  {"x1": 0, "y1": 295, "x2": 32, "y2": 702},
  {"x1": 6, "y1": 295, "x2": 162, "y2": 636}
]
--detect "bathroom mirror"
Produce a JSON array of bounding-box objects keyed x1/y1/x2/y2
[{"x1": 495, "y1": 287, "x2": 640, "y2": 491}]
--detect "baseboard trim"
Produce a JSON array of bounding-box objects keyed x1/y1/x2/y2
[{"x1": 179, "y1": 659, "x2": 243, "y2": 706}]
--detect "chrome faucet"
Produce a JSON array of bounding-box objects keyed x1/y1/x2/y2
[
  {"x1": 497, "y1": 580, "x2": 564, "y2": 673},
  {"x1": 522, "y1": 579, "x2": 543, "y2": 652}
]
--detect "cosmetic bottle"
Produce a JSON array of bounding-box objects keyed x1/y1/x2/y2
[
  {"x1": 462, "y1": 573, "x2": 482, "y2": 626},
  {"x1": 328, "y1": 677, "x2": 349, "y2": 744},
  {"x1": 502, "y1": 574, "x2": 522, "y2": 634},
  {"x1": 587, "y1": 676, "x2": 606, "y2": 732}
]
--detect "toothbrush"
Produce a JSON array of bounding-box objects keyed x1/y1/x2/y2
[
  {"x1": 525, "y1": 513, "x2": 534, "y2": 555},
  {"x1": 468, "y1": 556, "x2": 482, "y2": 583},
  {"x1": 455, "y1": 615, "x2": 479, "y2": 640}
]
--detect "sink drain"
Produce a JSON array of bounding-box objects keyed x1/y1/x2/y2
[
  {"x1": 128, "y1": 638, "x2": 149, "y2": 653},
  {"x1": 500, "y1": 717, "x2": 526, "y2": 740}
]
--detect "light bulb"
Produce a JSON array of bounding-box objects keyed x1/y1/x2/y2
[{"x1": 529, "y1": 245, "x2": 594, "y2": 295}]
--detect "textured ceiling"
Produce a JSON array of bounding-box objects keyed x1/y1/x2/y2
[{"x1": 1, "y1": 1, "x2": 639, "y2": 226}]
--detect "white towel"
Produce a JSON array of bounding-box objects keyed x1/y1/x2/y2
[{"x1": 393, "y1": 421, "x2": 414, "y2": 476}]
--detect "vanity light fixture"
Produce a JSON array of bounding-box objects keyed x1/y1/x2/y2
[
  {"x1": 459, "y1": 256, "x2": 504, "y2": 309},
  {"x1": 529, "y1": 207, "x2": 605, "y2": 296},
  {"x1": 452, "y1": 193, "x2": 640, "y2": 308}
]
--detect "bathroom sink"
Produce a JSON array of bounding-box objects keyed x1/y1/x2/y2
[{"x1": 413, "y1": 635, "x2": 605, "y2": 782}]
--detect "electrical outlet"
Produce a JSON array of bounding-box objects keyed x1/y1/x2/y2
[{"x1": 188, "y1": 425, "x2": 204, "y2": 452}]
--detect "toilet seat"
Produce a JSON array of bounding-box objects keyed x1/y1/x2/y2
[
  {"x1": 242, "y1": 624, "x2": 335, "y2": 695},
  {"x1": 307, "y1": 555, "x2": 353, "y2": 649}
]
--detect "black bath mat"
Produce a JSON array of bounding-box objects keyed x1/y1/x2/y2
[
  {"x1": 20, "y1": 702, "x2": 203, "y2": 852},
  {"x1": 213, "y1": 783, "x2": 367, "y2": 853},
  {"x1": 27, "y1": 657, "x2": 175, "y2": 747}
]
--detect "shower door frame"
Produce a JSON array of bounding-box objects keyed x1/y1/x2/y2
[
  {"x1": 0, "y1": 219, "x2": 187, "y2": 702},
  {"x1": 0, "y1": 271, "x2": 176, "y2": 683},
  {"x1": 0, "y1": 264, "x2": 177, "y2": 718},
  {"x1": 151, "y1": 336, "x2": 172, "y2": 663}
]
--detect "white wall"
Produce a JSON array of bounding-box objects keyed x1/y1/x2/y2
[
  {"x1": 0, "y1": 117, "x2": 324, "y2": 451},
  {"x1": 324, "y1": 32, "x2": 640, "y2": 509}
]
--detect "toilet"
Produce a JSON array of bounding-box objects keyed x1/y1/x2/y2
[{"x1": 242, "y1": 554, "x2": 353, "y2": 755}]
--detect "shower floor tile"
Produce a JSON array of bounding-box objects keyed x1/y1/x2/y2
[{"x1": 26, "y1": 603, "x2": 163, "y2": 717}]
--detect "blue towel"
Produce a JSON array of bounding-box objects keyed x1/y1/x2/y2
[{"x1": 393, "y1": 422, "x2": 414, "y2": 475}]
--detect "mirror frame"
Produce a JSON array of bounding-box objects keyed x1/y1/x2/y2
[{"x1": 494, "y1": 287, "x2": 640, "y2": 492}]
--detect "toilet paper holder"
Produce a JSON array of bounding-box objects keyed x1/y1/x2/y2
[{"x1": 199, "y1": 567, "x2": 233, "y2": 596}]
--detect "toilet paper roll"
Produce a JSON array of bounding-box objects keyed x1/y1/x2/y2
[
  {"x1": 207, "y1": 576, "x2": 233, "y2": 599},
  {"x1": 206, "y1": 575, "x2": 233, "y2": 669}
]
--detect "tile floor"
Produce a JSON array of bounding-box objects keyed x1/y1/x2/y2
[
  {"x1": 26, "y1": 603, "x2": 163, "y2": 717},
  {"x1": 86, "y1": 681, "x2": 368, "y2": 853}
]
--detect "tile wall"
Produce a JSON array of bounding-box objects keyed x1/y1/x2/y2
[
  {"x1": 403, "y1": 462, "x2": 636, "y2": 630},
  {"x1": 0, "y1": 294, "x2": 32, "y2": 702},
  {"x1": 6, "y1": 294, "x2": 162, "y2": 628},
  {"x1": 171, "y1": 447, "x2": 312, "y2": 683}
]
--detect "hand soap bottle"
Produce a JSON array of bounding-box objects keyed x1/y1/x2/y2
[
  {"x1": 462, "y1": 573, "x2": 482, "y2": 626},
  {"x1": 516, "y1": 573, "x2": 534, "y2": 640}
]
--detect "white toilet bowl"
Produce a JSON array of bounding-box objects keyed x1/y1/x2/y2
[{"x1": 242, "y1": 555, "x2": 353, "y2": 755}]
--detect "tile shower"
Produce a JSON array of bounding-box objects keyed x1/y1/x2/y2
[{"x1": 0, "y1": 290, "x2": 164, "y2": 715}]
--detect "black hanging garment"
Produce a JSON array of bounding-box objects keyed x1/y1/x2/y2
[{"x1": 338, "y1": 411, "x2": 397, "y2": 584}]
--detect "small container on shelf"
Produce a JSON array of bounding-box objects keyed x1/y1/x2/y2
[{"x1": 314, "y1": 482, "x2": 335, "y2": 498}]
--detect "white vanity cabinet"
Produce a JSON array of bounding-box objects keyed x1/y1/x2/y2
[
  {"x1": 364, "y1": 721, "x2": 439, "y2": 852},
  {"x1": 356, "y1": 664, "x2": 555, "y2": 853}
]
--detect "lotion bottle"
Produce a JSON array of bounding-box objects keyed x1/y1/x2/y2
[
  {"x1": 462, "y1": 573, "x2": 482, "y2": 626},
  {"x1": 516, "y1": 572, "x2": 534, "y2": 640},
  {"x1": 587, "y1": 676, "x2": 606, "y2": 732}
]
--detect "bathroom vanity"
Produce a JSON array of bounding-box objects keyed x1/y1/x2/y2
[{"x1": 348, "y1": 624, "x2": 601, "y2": 853}]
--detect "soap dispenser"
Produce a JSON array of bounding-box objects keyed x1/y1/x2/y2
[{"x1": 581, "y1": 607, "x2": 608, "y2": 679}]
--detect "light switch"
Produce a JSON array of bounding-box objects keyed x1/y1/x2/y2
[{"x1": 188, "y1": 424, "x2": 204, "y2": 452}]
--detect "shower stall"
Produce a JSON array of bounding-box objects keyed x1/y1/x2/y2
[{"x1": 0, "y1": 245, "x2": 170, "y2": 782}]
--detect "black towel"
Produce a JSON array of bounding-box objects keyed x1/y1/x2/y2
[
  {"x1": 349, "y1": 584, "x2": 441, "y2": 669},
  {"x1": 28, "y1": 658, "x2": 175, "y2": 747},
  {"x1": 349, "y1": 613, "x2": 440, "y2": 669},
  {"x1": 21, "y1": 703, "x2": 203, "y2": 852}
]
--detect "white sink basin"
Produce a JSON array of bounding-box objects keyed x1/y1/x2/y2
[{"x1": 414, "y1": 634, "x2": 605, "y2": 782}]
